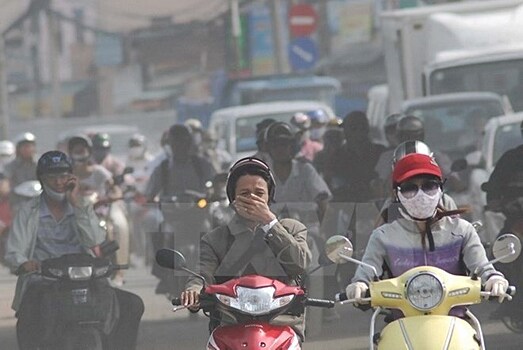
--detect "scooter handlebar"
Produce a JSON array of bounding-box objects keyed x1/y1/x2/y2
[
  {"x1": 481, "y1": 285, "x2": 516, "y2": 301},
  {"x1": 305, "y1": 298, "x2": 335, "y2": 308},
  {"x1": 335, "y1": 289, "x2": 371, "y2": 302}
]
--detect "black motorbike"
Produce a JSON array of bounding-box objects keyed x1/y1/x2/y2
[{"x1": 34, "y1": 243, "x2": 122, "y2": 350}]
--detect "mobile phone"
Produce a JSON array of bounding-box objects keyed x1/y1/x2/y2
[{"x1": 66, "y1": 181, "x2": 76, "y2": 191}]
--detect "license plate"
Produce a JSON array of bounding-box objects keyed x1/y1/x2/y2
[{"x1": 71, "y1": 288, "x2": 88, "y2": 304}]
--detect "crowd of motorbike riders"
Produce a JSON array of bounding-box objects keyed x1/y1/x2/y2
[{"x1": 0, "y1": 108, "x2": 521, "y2": 349}]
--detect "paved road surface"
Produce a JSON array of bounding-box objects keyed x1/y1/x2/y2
[{"x1": 1, "y1": 264, "x2": 523, "y2": 349}]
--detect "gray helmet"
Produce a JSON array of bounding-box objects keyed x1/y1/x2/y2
[
  {"x1": 392, "y1": 140, "x2": 433, "y2": 165},
  {"x1": 129, "y1": 133, "x2": 147, "y2": 148},
  {"x1": 396, "y1": 115, "x2": 424, "y2": 143},
  {"x1": 384, "y1": 113, "x2": 403, "y2": 134}
]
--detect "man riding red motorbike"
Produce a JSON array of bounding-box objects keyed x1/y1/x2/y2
[{"x1": 180, "y1": 157, "x2": 312, "y2": 343}]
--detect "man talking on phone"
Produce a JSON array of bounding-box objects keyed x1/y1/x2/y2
[{"x1": 5, "y1": 151, "x2": 144, "y2": 350}]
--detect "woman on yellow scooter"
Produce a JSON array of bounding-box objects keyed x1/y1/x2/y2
[{"x1": 345, "y1": 153, "x2": 509, "y2": 311}]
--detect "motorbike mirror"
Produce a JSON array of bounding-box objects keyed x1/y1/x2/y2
[
  {"x1": 471, "y1": 221, "x2": 483, "y2": 232},
  {"x1": 155, "y1": 249, "x2": 187, "y2": 270},
  {"x1": 492, "y1": 233, "x2": 522, "y2": 264},
  {"x1": 450, "y1": 158, "x2": 467, "y2": 173},
  {"x1": 324, "y1": 235, "x2": 353, "y2": 264}
]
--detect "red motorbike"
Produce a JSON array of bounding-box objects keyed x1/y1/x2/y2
[{"x1": 156, "y1": 249, "x2": 334, "y2": 349}]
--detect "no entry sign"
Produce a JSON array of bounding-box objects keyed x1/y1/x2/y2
[{"x1": 289, "y1": 4, "x2": 318, "y2": 37}]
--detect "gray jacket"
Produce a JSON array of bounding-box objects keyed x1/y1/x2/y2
[
  {"x1": 5, "y1": 195, "x2": 106, "y2": 310},
  {"x1": 186, "y1": 214, "x2": 311, "y2": 339}
]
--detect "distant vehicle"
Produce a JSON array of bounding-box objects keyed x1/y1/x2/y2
[
  {"x1": 383, "y1": 0, "x2": 523, "y2": 112},
  {"x1": 208, "y1": 101, "x2": 336, "y2": 162},
  {"x1": 467, "y1": 113, "x2": 523, "y2": 243},
  {"x1": 220, "y1": 75, "x2": 341, "y2": 111},
  {"x1": 59, "y1": 124, "x2": 139, "y2": 159},
  {"x1": 400, "y1": 92, "x2": 510, "y2": 159},
  {"x1": 367, "y1": 0, "x2": 523, "y2": 124}
]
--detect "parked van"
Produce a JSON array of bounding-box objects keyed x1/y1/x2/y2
[{"x1": 208, "y1": 101, "x2": 336, "y2": 162}]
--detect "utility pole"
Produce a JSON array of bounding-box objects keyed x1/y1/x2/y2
[
  {"x1": 269, "y1": 0, "x2": 289, "y2": 74},
  {"x1": 48, "y1": 9, "x2": 62, "y2": 118},
  {"x1": 0, "y1": 38, "x2": 9, "y2": 139}
]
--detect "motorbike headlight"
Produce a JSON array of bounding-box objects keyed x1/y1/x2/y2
[
  {"x1": 216, "y1": 286, "x2": 295, "y2": 316},
  {"x1": 47, "y1": 268, "x2": 65, "y2": 278},
  {"x1": 68, "y1": 266, "x2": 93, "y2": 280},
  {"x1": 406, "y1": 272, "x2": 444, "y2": 311},
  {"x1": 93, "y1": 265, "x2": 110, "y2": 277}
]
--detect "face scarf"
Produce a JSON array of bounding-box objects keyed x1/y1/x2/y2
[
  {"x1": 398, "y1": 187, "x2": 442, "y2": 221},
  {"x1": 43, "y1": 183, "x2": 66, "y2": 202},
  {"x1": 398, "y1": 187, "x2": 442, "y2": 252}
]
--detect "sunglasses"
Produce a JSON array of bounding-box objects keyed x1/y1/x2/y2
[{"x1": 397, "y1": 180, "x2": 442, "y2": 199}]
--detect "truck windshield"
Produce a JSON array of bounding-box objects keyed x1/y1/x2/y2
[
  {"x1": 404, "y1": 100, "x2": 504, "y2": 159},
  {"x1": 429, "y1": 59, "x2": 523, "y2": 111}
]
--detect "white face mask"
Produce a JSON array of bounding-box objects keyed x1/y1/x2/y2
[
  {"x1": 129, "y1": 146, "x2": 144, "y2": 158},
  {"x1": 193, "y1": 133, "x2": 202, "y2": 145},
  {"x1": 398, "y1": 187, "x2": 441, "y2": 220},
  {"x1": 43, "y1": 183, "x2": 66, "y2": 202}
]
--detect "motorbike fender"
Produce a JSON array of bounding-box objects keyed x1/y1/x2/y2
[
  {"x1": 208, "y1": 322, "x2": 300, "y2": 350},
  {"x1": 378, "y1": 315, "x2": 479, "y2": 350}
]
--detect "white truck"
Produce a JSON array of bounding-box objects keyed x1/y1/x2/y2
[{"x1": 372, "y1": 0, "x2": 523, "y2": 125}]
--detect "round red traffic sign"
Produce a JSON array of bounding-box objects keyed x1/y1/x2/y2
[{"x1": 289, "y1": 4, "x2": 318, "y2": 37}]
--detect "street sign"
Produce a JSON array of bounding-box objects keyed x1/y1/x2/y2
[
  {"x1": 289, "y1": 4, "x2": 318, "y2": 37},
  {"x1": 288, "y1": 37, "x2": 318, "y2": 71}
]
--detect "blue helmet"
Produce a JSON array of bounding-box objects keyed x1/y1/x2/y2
[{"x1": 306, "y1": 109, "x2": 329, "y2": 126}]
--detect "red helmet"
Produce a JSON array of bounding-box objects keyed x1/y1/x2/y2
[{"x1": 392, "y1": 153, "x2": 442, "y2": 186}]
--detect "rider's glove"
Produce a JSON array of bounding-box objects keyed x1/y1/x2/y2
[
  {"x1": 485, "y1": 275, "x2": 509, "y2": 302},
  {"x1": 345, "y1": 281, "x2": 369, "y2": 302}
]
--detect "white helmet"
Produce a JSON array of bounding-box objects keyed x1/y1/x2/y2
[
  {"x1": 392, "y1": 140, "x2": 433, "y2": 165},
  {"x1": 184, "y1": 118, "x2": 203, "y2": 132},
  {"x1": 14, "y1": 132, "x2": 36, "y2": 146},
  {"x1": 0, "y1": 140, "x2": 14, "y2": 156}
]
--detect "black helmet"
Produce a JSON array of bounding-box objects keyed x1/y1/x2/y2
[
  {"x1": 226, "y1": 157, "x2": 276, "y2": 203},
  {"x1": 392, "y1": 140, "x2": 433, "y2": 165},
  {"x1": 36, "y1": 151, "x2": 73, "y2": 180},
  {"x1": 264, "y1": 122, "x2": 295, "y2": 144},
  {"x1": 168, "y1": 124, "x2": 192, "y2": 143},
  {"x1": 129, "y1": 133, "x2": 147, "y2": 148},
  {"x1": 91, "y1": 133, "x2": 111, "y2": 149},
  {"x1": 255, "y1": 118, "x2": 276, "y2": 148},
  {"x1": 396, "y1": 115, "x2": 424, "y2": 143},
  {"x1": 68, "y1": 134, "x2": 93, "y2": 153}
]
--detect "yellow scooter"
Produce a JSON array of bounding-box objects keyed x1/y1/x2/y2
[{"x1": 324, "y1": 233, "x2": 521, "y2": 350}]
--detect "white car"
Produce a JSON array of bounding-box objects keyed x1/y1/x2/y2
[
  {"x1": 208, "y1": 101, "x2": 336, "y2": 162},
  {"x1": 468, "y1": 113, "x2": 523, "y2": 243}
]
